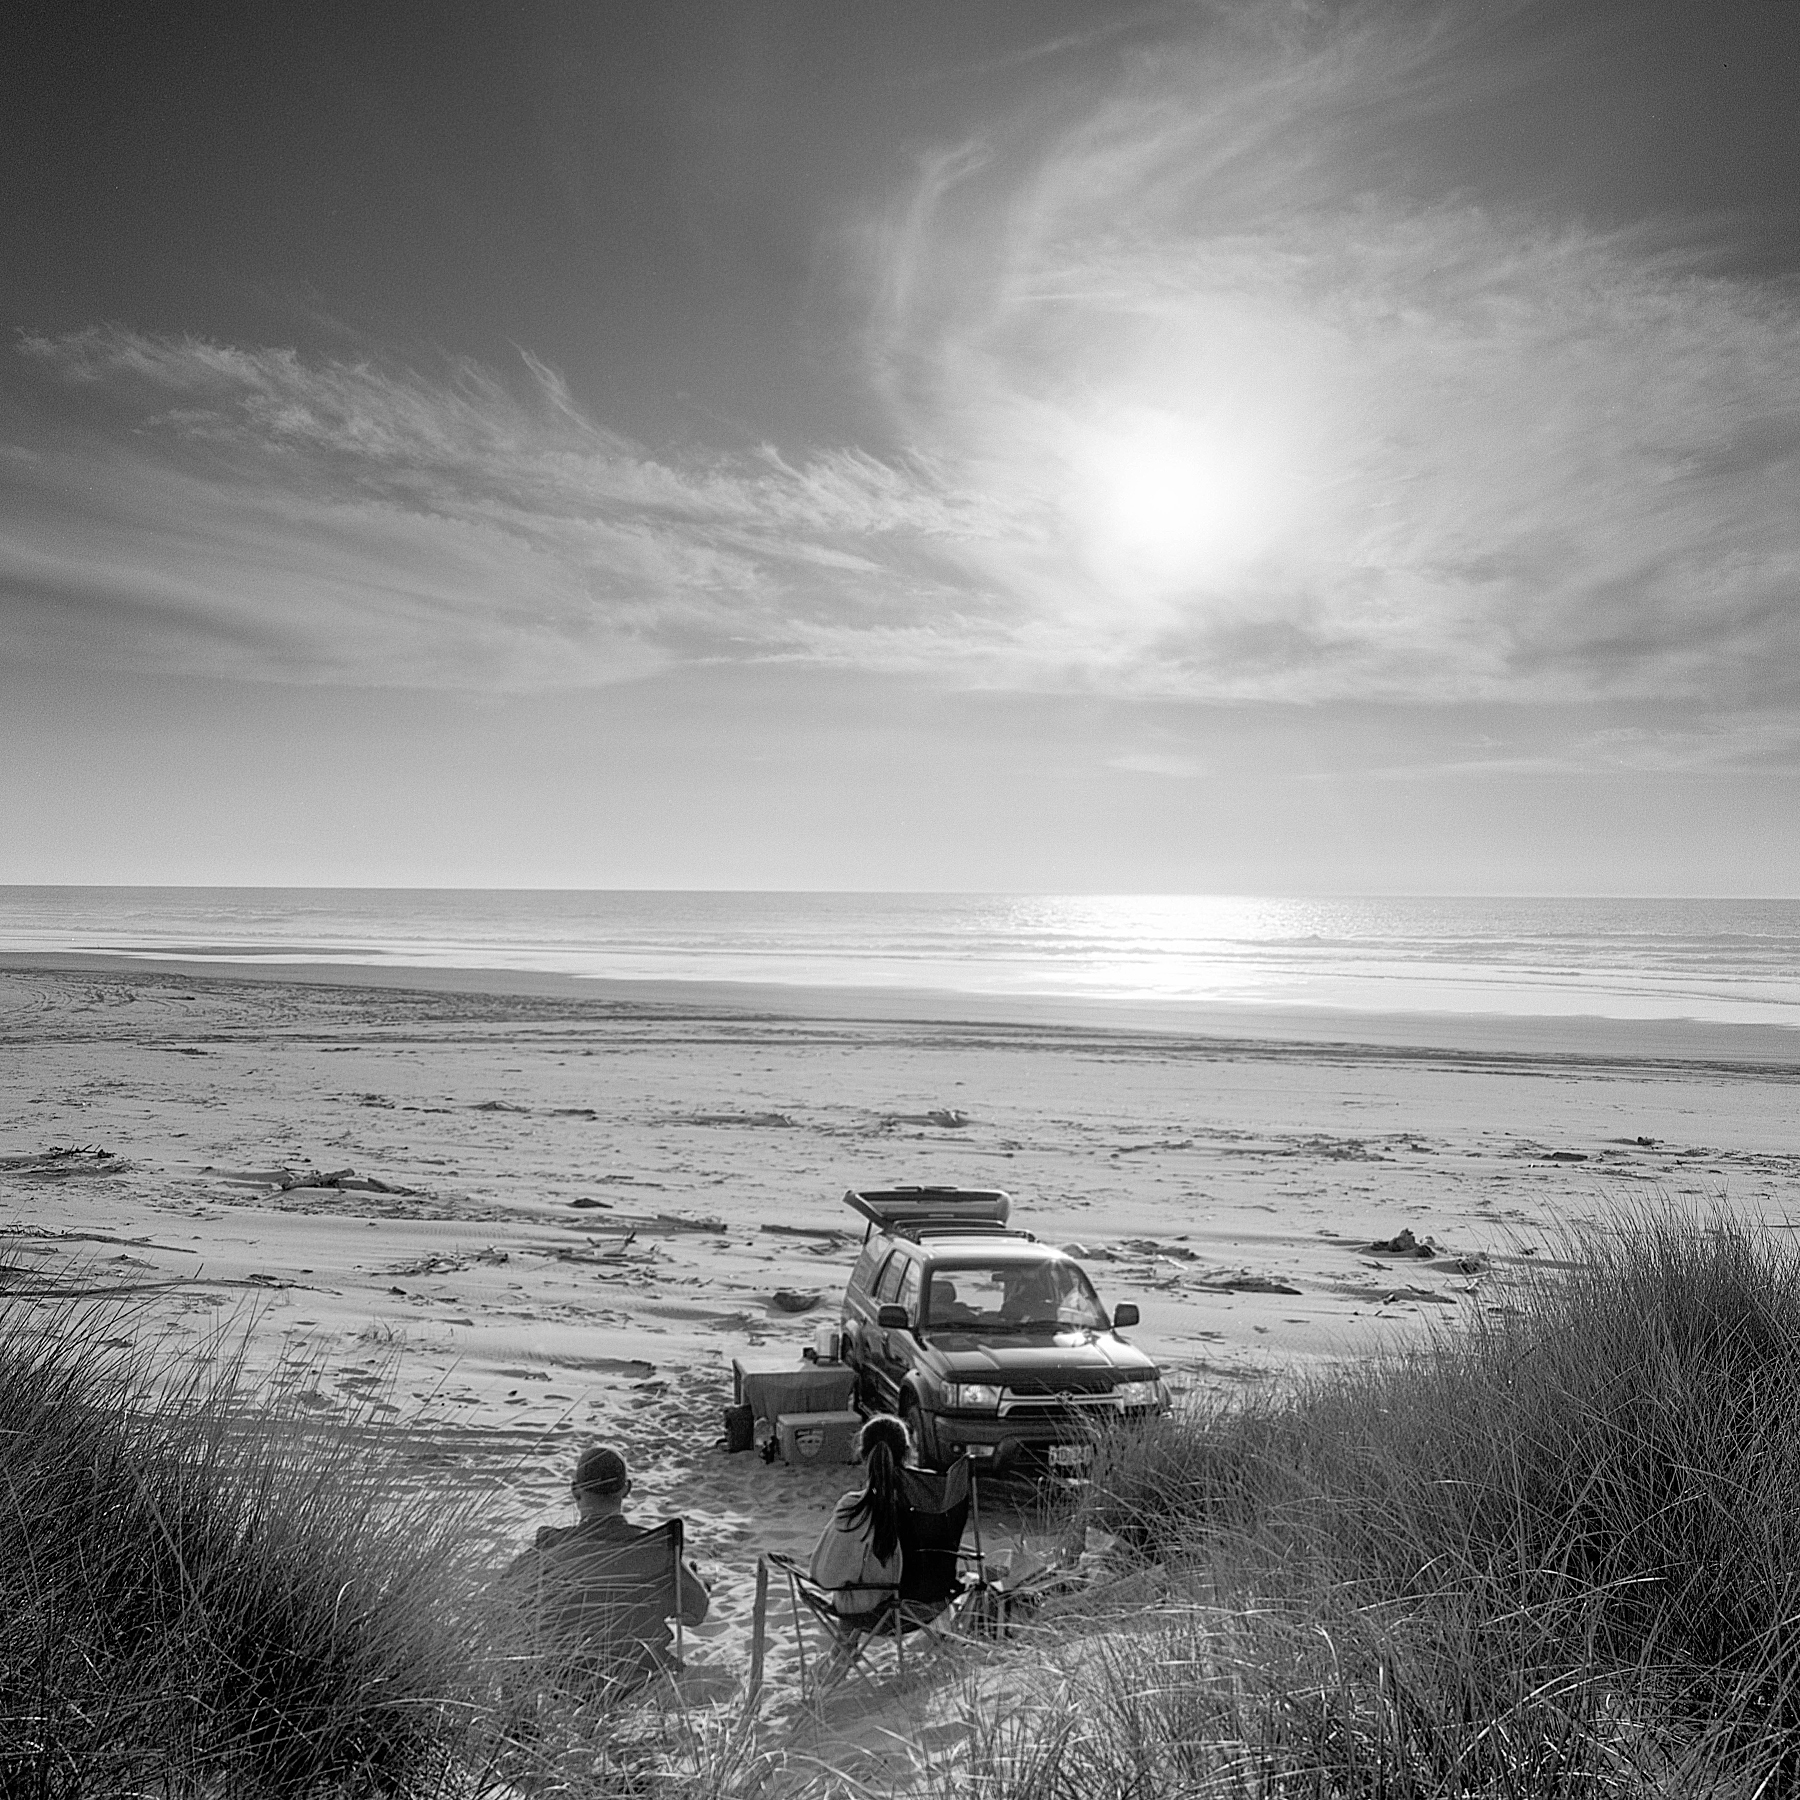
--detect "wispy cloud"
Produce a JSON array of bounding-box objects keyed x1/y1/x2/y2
[
  {"x1": 861, "y1": 4, "x2": 1800, "y2": 709},
  {"x1": 4, "y1": 328, "x2": 1008, "y2": 687},
  {"x1": 5, "y1": 5, "x2": 1797, "y2": 712}
]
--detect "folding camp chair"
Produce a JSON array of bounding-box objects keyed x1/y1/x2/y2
[
  {"x1": 760, "y1": 1457, "x2": 988, "y2": 1702},
  {"x1": 504, "y1": 1516, "x2": 689, "y2": 1700}
]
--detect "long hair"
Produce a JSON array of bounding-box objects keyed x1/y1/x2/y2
[{"x1": 845, "y1": 1415, "x2": 910, "y2": 1565}]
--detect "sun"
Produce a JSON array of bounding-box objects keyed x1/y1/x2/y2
[{"x1": 1074, "y1": 406, "x2": 1279, "y2": 590}]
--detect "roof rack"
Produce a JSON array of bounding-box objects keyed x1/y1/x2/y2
[
  {"x1": 899, "y1": 1220, "x2": 1037, "y2": 1244},
  {"x1": 842, "y1": 1186, "x2": 1017, "y2": 1240}
]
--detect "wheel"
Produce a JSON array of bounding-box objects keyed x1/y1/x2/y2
[{"x1": 900, "y1": 1393, "x2": 939, "y2": 1471}]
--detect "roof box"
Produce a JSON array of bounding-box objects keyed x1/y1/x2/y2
[{"x1": 843, "y1": 1186, "x2": 1012, "y2": 1234}]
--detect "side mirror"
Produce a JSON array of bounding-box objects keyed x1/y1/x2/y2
[
  {"x1": 876, "y1": 1304, "x2": 910, "y2": 1330},
  {"x1": 1112, "y1": 1302, "x2": 1140, "y2": 1329}
]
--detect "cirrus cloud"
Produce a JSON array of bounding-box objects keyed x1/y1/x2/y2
[
  {"x1": 4, "y1": 6, "x2": 1797, "y2": 707},
  {"x1": 860, "y1": 5, "x2": 1800, "y2": 707},
  {"x1": 4, "y1": 327, "x2": 1011, "y2": 688}
]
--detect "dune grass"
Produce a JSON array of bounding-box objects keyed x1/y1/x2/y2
[
  {"x1": 939, "y1": 1204, "x2": 1800, "y2": 1798},
  {"x1": 0, "y1": 1292, "x2": 495, "y2": 1798},
  {"x1": 12, "y1": 1202, "x2": 1800, "y2": 1798}
]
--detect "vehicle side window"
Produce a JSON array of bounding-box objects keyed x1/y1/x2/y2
[
  {"x1": 873, "y1": 1251, "x2": 907, "y2": 1306},
  {"x1": 897, "y1": 1260, "x2": 922, "y2": 1323},
  {"x1": 848, "y1": 1241, "x2": 882, "y2": 1298}
]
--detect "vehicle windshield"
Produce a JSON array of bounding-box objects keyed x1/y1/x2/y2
[{"x1": 921, "y1": 1260, "x2": 1110, "y2": 1333}]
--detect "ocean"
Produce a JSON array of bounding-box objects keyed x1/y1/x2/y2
[{"x1": 2, "y1": 889, "x2": 1797, "y2": 1031}]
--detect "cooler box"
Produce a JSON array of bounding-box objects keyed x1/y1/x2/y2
[
  {"x1": 775, "y1": 1409, "x2": 862, "y2": 1465},
  {"x1": 732, "y1": 1356, "x2": 857, "y2": 1425}
]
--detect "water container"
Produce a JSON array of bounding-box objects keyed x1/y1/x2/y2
[
  {"x1": 722, "y1": 1401, "x2": 754, "y2": 1453},
  {"x1": 812, "y1": 1321, "x2": 841, "y2": 1362}
]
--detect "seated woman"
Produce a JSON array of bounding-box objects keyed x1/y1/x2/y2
[{"x1": 808, "y1": 1415, "x2": 911, "y2": 1617}]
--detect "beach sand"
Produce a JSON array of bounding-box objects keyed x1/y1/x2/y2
[{"x1": 4, "y1": 955, "x2": 1798, "y2": 1704}]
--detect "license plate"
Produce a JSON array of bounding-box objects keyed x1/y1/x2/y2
[{"x1": 1048, "y1": 1443, "x2": 1093, "y2": 1468}]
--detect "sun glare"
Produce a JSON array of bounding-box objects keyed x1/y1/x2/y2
[{"x1": 1073, "y1": 407, "x2": 1280, "y2": 592}]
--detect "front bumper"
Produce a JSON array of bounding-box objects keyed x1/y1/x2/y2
[{"x1": 927, "y1": 1402, "x2": 1165, "y2": 1476}]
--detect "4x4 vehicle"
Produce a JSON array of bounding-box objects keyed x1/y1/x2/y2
[{"x1": 837, "y1": 1186, "x2": 1169, "y2": 1476}]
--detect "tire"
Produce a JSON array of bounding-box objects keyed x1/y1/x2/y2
[{"x1": 900, "y1": 1393, "x2": 939, "y2": 1472}]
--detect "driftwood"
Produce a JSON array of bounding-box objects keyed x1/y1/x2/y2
[
  {"x1": 574, "y1": 1212, "x2": 728, "y2": 1235},
  {"x1": 1120, "y1": 1237, "x2": 1200, "y2": 1260},
  {"x1": 1364, "y1": 1228, "x2": 1439, "y2": 1258},
  {"x1": 0, "y1": 1272, "x2": 298, "y2": 1300},
  {"x1": 266, "y1": 1168, "x2": 423, "y2": 1197},
  {"x1": 1337, "y1": 1282, "x2": 1459, "y2": 1307},
  {"x1": 389, "y1": 1248, "x2": 513, "y2": 1277},
  {"x1": 680, "y1": 1112, "x2": 797, "y2": 1128},
  {"x1": 550, "y1": 1234, "x2": 646, "y2": 1266},
  {"x1": 0, "y1": 1227, "x2": 185, "y2": 1254},
  {"x1": 0, "y1": 1146, "x2": 130, "y2": 1178},
  {"x1": 1188, "y1": 1273, "x2": 1303, "y2": 1296}
]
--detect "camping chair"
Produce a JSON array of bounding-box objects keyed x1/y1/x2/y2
[
  {"x1": 760, "y1": 1457, "x2": 987, "y2": 1702},
  {"x1": 505, "y1": 1517, "x2": 689, "y2": 1701}
]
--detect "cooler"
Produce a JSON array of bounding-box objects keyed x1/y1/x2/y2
[{"x1": 775, "y1": 1409, "x2": 862, "y2": 1465}]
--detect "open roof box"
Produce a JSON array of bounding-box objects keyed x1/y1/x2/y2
[{"x1": 842, "y1": 1186, "x2": 1013, "y2": 1236}]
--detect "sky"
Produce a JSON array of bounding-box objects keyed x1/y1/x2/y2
[{"x1": 3, "y1": 0, "x2": 1797, "y2": 893}]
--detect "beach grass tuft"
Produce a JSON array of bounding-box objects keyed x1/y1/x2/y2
[
  {"x1": 0, "y1": 1291, "x2": 490, "y2": 1798},
  {"x1": 941, "y1": 1202, "x2": 1800, "y2": 1796}
]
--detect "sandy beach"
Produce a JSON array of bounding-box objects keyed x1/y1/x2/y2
[{"x1": 4, "y1": 955, "x2": 1798, "y2": 1694}]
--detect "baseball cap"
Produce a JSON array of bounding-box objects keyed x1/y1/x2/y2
[{"x1": 572, "y1": 1445, "x2": 629, "y2": 1495}]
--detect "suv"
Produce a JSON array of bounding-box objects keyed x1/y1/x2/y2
[{"x1": 837, "y1": 1186, "x2": 1169, "y2": 1475}]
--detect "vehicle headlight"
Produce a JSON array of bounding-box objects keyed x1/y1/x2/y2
[
  {"x1": 1113, "y1": 1379, "x2": 1164, "y2": 1409},
  {"x1": 948, "y1": 1382, "x2": 1004, "y2": 1410}
]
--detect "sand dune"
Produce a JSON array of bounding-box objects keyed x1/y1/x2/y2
[{"x1": 3, "y1": 956, "x2": 1797, "y2": 1685}]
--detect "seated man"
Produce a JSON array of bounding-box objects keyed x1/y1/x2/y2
[
  {"x1": 999, "y1": 1265, "x2": 1061, "y2": 1323},
  {"x1": 502, "y1": 1445, "x2": 709, "y2": 1691}
]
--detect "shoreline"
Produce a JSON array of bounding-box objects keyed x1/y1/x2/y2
[{"x1": 5, "y1": 948, "x2": 1797, "y2": 1071}]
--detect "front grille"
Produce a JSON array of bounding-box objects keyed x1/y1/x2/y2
[
  {"x1": 999, "y1": 1371, "x2": 1115, "y2": 1397},
  {"x1": 999, "y1": 1389, "x2": 1117, "y2": 1416}
]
